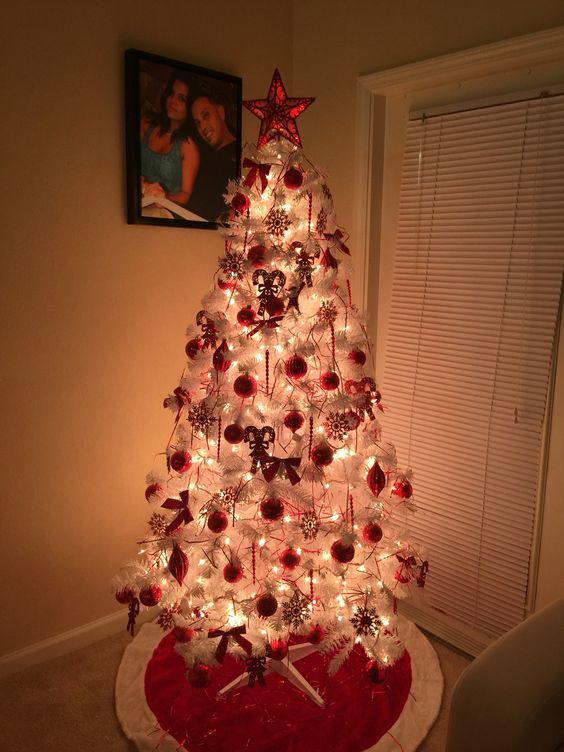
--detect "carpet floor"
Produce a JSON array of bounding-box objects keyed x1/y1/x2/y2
[{"x1": 0, "y1": 628, "x2": 470, "y2": 751}]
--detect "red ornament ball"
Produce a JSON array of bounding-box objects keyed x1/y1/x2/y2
[
  {"x1": 217, "y1": 277, "x2": 236, "y2": 291},
  {"x1": 170, "y1": 450, "x2": 192, "y2": 473},
  {"x1": 348, "y1": 349, "x2": 367, "y2": 366},
  {"x1": 320, "y1": 371, "x2": 340, "y2": 391},
  {"x1": 307, "y1": 624, "x2": 327, "y2": 645},
  {"x1": 173, "y1": 626, "x2": 196, "y2": 643},
  {"x1": 115, "y1": 587, "x2": 134, "y2": 605},
  {"x1": 283, "y1": 167, "x2": 303, "y2": 190},
  {"x1": 367, "y1": 461, "x2": 386, "y2": 497},
  {"x1": 346, "y1": 411, "x2": 361, "y2": 430},
  {"x1": 279, "y1": 548, "x2": 301, "y2": 569},
  {"x1": 366, "y1": 659, "x2": 386, "y2": 684},
  {"x1": 212, "y1": 340, "x2": 231, "y2": 372},
  {"x1": 247, "y1": 244, "x2": 266, "y2": 267},
  {"x1": 284, "y1": 410, "x2": 305, "y2": 432},
  {"x1": 223, "y1": 423, "x2": 244, "y2": 444},
  {"x1": 391, "y1": 476, "x2": 413, "y2": 500},
  {"x1": 265, "y1": 297, "x2": 285, "y2": 317},
  {"x1": 256, "y1": 593, "x2": 278, "y2": 617},
  {"x1": 185, "y1": 338, "x2": 204, "y2": 360},
  {"x1": 311, "y1": 443, "x2": 334, "y2": 467},
  {"x1": 363, "y1": 522, "x2": 384, "y2": 545},
  {"x1": 187, "y1": 664, "x2": 211, "y2": 688},
  {"x1": 207, "y1": 510, "x2": 229, "y2": 534},
  {"x1": 223, "y1": 563, "x2": 244, "y2": 583},
  {"x1": 260, "y1": 497, "x2": 285, "y2": 521},
  {"x1": 331, "y1": 539, "x2": 355, "y2": 564},
  {"x1": 268, "y1": 639, "x2": 288, "y2": 661},
  {"x1": 237, "y1": 306, "x2": 257, "y2": 326},
  {"x1": 233, "y1": 374, "x2": 257, "y2": 399},
  {"x1": 139, "y1": 584, "x2": 162, "y2": 607},
  {"x1": 231, "y1": 192, "x2": 250, "y2": 213},
  {"x1": 144, "y1": 482, "x2": 162, "y2": 501},
  {"x1": 284, "y1": 355, "x2": 308, "y2": 380}
]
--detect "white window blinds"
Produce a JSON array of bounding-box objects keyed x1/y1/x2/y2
[{"x1": 383, "y1": 92, "x2": 564, "y2": 639}]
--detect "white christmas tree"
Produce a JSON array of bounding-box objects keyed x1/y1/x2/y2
[{"x1": 114, "y1": 70, "x2": 427, "y2": 701}]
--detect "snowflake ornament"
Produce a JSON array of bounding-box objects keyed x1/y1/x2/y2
[
  {"x1": 300, "y1": 510, "x2": 320, "y2": 541},
  {"x1": 157, "y1": 603, "x2": 182, "y2": 631},
  {"x1": 324, "y1": 412, "x2": 350, "y2": 442},
  {"x1": 188, "y1": 401, "x2": 217, "y2": 435},
  {"x1": 317, "y1": 300, "x2": 338, "y2": 324},
  {"x1": 219, "y1": 250, "x2": 246, "y2": 281},
  {"x1": 350, "y1": 605, "x2": 382, "y2": 637},
  {"x1": 149, "y1": 512, "x2": 168, "y2": 537},
  {"x1": 281, "y1": 591, "x2": 311, "y2": 629},
  {"x1": 265, "y1": 207, "x2": 291, "y2": 237}
]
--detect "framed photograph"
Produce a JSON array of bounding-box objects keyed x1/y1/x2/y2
[{"x1": 125, "y1": 49, "x2": 242, "y2": 229}]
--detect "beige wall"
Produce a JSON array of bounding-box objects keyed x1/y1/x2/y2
[
  {"x1": 2, "y1": 0, "x2": 564, "y2": 657},
  {"x1": 0, "y1": 0, "x2": 294, "y2": 655}
]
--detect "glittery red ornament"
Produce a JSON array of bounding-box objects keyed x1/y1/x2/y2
[
  {"x1": 367, "y1": 462, "x2": 386, "y2": 497},
  {"x1": 320, "y1": 371, "x2": 340, "y2": 391},
  {"x1": 285, "y1": 355, "x2": 308, "y2": 380},
  {"x1": 268, "y1": 639, "x2": 288, "y2": 661},
  {"x1": 223, "y1": 563, "x2": 244, "y2": 583},
  {"x1": 168, "y1": 543, "x2": 189, "y2": 585},
  {"x1": 256, "y1": 593, "x2": 278, "y2": 617},
  {"x1": 391, "y1": 476, "x2": 413, "y2": 500},
  {"x1": 247, "y1": 245, "x2": 266, "y2": 268},
  {"x1": 223, "y1": 423, "x2": 244, "y2": 444},
  {"x1": 115, "y1": 587, "x2": 134, "y2": 605},
  {"x1": 331, "y1": 539, "x2": 355, "y2": 564},
  {"x1": 234, "y1": 374, "x2": 257, "y2": 399},
  {"x1": 187, "y1": 664, "x2": 211, "y2": 688},
  {"x1": 283, "y1": 167, "x2": 303, "y2": 190},
  {"x1": 279, "y1": 548, "x2": 300, "y2": 569},
  {"x1": 284, "y1": 410, "x2": 305, "y2": 432},
  {"x1": 363, "y1": 522, "x2": 384, "y2": 544},
  {"x1": 311, "y1": 443, "x2": 334, "y2": 467},
  {"x1": 366, "y1": 659, "x2": 386, "y2": 684},
  {"x1": 207, "y1": 510, "x2": 229, "y2": 534},
  {"x1": 213, "y1": 340, "x2": 231, "y2": 372},
  {"x1": 260, "y1": 497, "x2": 284, "y2": 521},
  {"x1": 237, "y1": 306, "x2": 257, "y2": 326},
  {"x1": 185, "y1": 338, "x2": 204, "y2": 360},
  {"x1": 265, "y1": 297, "x2": 285, "y2": 317},
  {"x1": 243, "y1": 69, "x2": 315, "y2": 148},
  {"x1": 170, "y1": 450, "x2": 192, "y2": 473},
  {"x1": 348, "y1": 349, "x2": 367, "y2": 366},
  {"x1": 139, "y1": 584, "x2": 162, "y2": 607},
  {"x1": 307, "y1": 624, "x2": 327, "y2": 644},
  {"x1": 231, "y1": 192, "x2": 250, "y2": 213},
  {"x1": 173, "y1": 626, "x2": 196, "y2": 643},
  {"x1": 145, "y1": 483, "x2": 162, "y2": 501},
  {"x1": 346, "y1": 411, "x2": 361, "y2": 430},
  {"x1": 218, "y1": 277, "x2": 236, "y2": 291}
]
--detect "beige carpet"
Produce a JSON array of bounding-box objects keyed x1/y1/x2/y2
[{"x1": 0, "y1": 629, "x2": 470, "y2": 751}]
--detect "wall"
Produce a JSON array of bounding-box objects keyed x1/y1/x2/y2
[
  {"x1": 293, "y1": 1, "x2": 564, "y2": 613},
  {"x1": 0, "y1": 0, "x2": 293, "y2": 656}
]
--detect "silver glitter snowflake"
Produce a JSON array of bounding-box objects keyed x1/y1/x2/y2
[
  {"x1": 188, "y1": 401, "x2": 217, "y2": 435},
  {"x1": 212, "y1": 486, "x2": 238, "y2": 513},
  {"x1": 265, "y1": 208, "x2": 291, "y2": 237},
  {"x1": 218, "y1": 250, "x2": 245, "y2": 280},
  {"x1": 157, "y1": 603, "x2": 182, "y2": 631},
  {"x1": 281, "y1": 592, "x2": 311, "y2": 629},
  {"x1": 317, "y1": 300, "x2": 338, "y2": 323},
  {"x1": 149, "y1": 512, "x2": 168, "y2": 536},
  {"x1": 350, "y1": 606, "x2": 382, "y2": 637},
  {"x1": 315, "y1": 207, "x2": 327, "y2": 235},
  {"x1": 300, "y1": 510, "x2": 320, "y2": 542},
  {"x1": 324, "y1": 412, "x2": 350, "y2": 442}
]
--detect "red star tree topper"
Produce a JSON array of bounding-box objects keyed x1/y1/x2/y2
[
  {"x1": 114, "y1": 70, "x2": 427, "y2": 703},
  {"x1": 243, "y1": 68, "x2": 315, "y2": 148}
]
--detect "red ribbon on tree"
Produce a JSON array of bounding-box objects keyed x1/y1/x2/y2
[
  {"x1": 261, "y1": 456, "x2": 301, "y2": 485},
  {"x1": 207, "y1": 625, "x2": 252, "y2": 663},
  {"x1": 323, "y1": 229, "x2": 351, "y2": 255},
  {"x1": 126, "y1": 596, "x2": 140, "y2": 636},
  {"x1": 319, "y1": 248, "x2": 339, "y2": 269},
  {"x1": 243, "y1": 158, "x2": 271, "y2": 192},
  {"x1": 247, "y1": 315, "x2": 284, "y2": 337},
  {"x1": 162, "y1": 490, "x2": 194, "y2": 535}
]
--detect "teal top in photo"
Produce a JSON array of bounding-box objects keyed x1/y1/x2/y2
[{"x1": 140, "y1": 127, "x2": 182, "y2": 195}]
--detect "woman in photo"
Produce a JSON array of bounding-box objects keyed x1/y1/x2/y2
[{"x1": 140, "y1": 72, "x2": 200, "y2": 207}]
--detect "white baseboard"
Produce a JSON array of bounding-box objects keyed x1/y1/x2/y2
[
  {"x1": 0, "y1": 609, "x2": 152, "y2": 679},
  {"x1": 398, "y1": 600, "x2": 495, "y2": 657}
]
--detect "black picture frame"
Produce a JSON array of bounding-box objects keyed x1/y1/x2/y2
[{"x1": 125, "y1": 49, "x2": 242, "y2": 229}]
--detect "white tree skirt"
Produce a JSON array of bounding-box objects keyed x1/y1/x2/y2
[{"x1": 116, "y1": 616, "x2": 443, "y2": 752}]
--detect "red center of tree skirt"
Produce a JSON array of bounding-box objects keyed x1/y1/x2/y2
[{"x1": 145, "y1": 633, "x2": 412, "y2": 752}]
